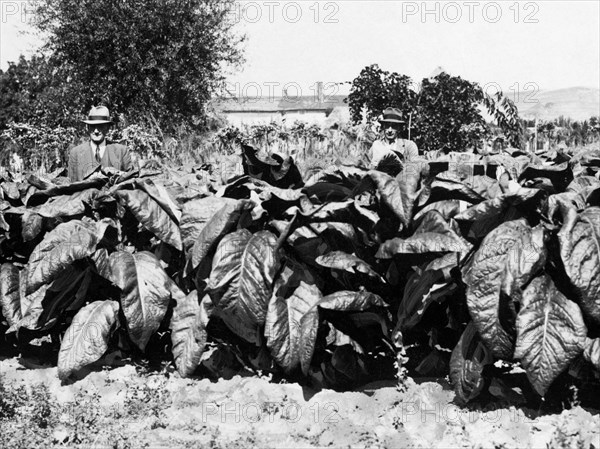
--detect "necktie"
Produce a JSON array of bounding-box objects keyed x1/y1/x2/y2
[{"x1": 95, "y1": 145, "x2": 101, "y2": 163}]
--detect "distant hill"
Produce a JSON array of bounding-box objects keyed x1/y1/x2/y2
[{"x1": 514, "y1": 86, "x2": 599, "y2": 121}]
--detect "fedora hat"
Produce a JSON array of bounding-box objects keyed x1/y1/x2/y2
[
  {"x1": 379, "y1": 107, "x2": 405, "y2": 125},
  {"x1": 82, "y1": 106, "x2": 113, "y2": 125}
]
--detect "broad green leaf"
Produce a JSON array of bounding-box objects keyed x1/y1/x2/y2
[
  {"x1": 57, "y1": 300, "x2": 120, "y2": 381},
  {"x1": 315, "y1": 251, "x2": 382, "y2": 280},
  {"x1": 8, "y1": 283, "x2": 49, "y2": 333},
  {"x1": 0, "y1": 211, "x2": 9, "y2": 232},
  {"x1": 38, "y1": 267, "x2": 92, "y2": 329},
  {"x1": 467, "y1": 175, "x2": 503, "y2": 200},
  {"x1": 136, "y1": 178, "x2": 182, "y2": 224},
  {"x1": 449, "y1": 322, "x2": 493, "y2": 405},
  {"x1": 319, "y1": 290, "x2": 387, "y2": 311},
  {"x1": 423, "y1": 177, "x2": 484, "y2": 206},
  {"x1": 205, "y1": 229, "x2": 252, "y2": 310},
  {"x1": 514, "y1": 275, "x2": 587, "y2": 395},
  {"x1": 109, "y1": 251, "x2": 173, "y2": 351},
  {"x1": 558, "y1": 207, "x2": 600, "y2": 325},
  {"x1": 26, "y1": 178, "x2": 106, "y2": 206},
  {"x1": 364, "y1": 168, "x2": 423, "y2": 229},
  {"x1": 455, "y1": 187, "x2": 545, "y2": 223},
  {"x1": 518, "y1": 161, "x2": 573, "y2": 192},
  {"x1": 413, "y1": 200, "x2": 470, "y2": 222},
  {"x1": 115, "y1": 189, "x2": 182, "y2": 251},
  {"x1": 205, "y1": 229, "x2": 280, "y2": 342},
  {"x1": 32, "y1": 189, "x2": 100, "y2": 218},
  {"x1": 464, "y1": 219, "x2": 546, "y2": 359},
  {"x1": 26, "y1": 219, "x2": 114, "y2": 296},
  {"x1": 583, "y1": 338, "x2": 600, "y2": 371},
  {"x1": 0, "y1": 263, "x2": 21, "y2": 327},
  {"x1": 238, "y1": 230, "x2": 280, "y2": 325},
  {"x1": 547, "y1": 192, "x2": 586, "y2": 223},
  {"x1": 376, "y1": 232, "x2": 470, "y2": 258},
  {"x1": 186, "y1": 199, "x2": 253, "y2": 275},
  {"x1": 396, "y1": 264, "x2": 457, "y2": 334},
  {"x1": 205, "y1": 229, "x2": 258, "y2": 344},
  {"x1": 170, "y1": 290, "x2": 213, "y2": 377},
  {"x1": 566, "y1": 176, "x2": 600, "y2": 194},
  {"x1": 265, "y1": 281, "x2": 322, "y2": 373},
  {"x1": 300, "y1": 289, "x2": 386, "y2": 375},
  {"x1": 180, "y1": 196, "x2": 238, "y2": 252},
  {"x1": 21, "y1": 210, "x2": 43, "y2": 242}
]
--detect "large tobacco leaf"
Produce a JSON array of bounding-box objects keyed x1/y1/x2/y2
[
  {"x1": 583, "y1": 338, "x2": 600, "y2": 371},
  {"x1": 9, "y1": 282, "x2": 49, "y2": 332},
  {"x1": 376, "y1": 232, "x2": 470, "y2": 258},
  {"x1": 26, "y1": 178, "x2": 107, "y2": 206},
  {"x1": 38, "y1": 266, "x2": 92, "y2": 329},
  {"x1": 315, "y1": 251, "x2": 382, "y2": 280},
  {"x1": 238, "y1": 230, "x2": 280, "y2": 324},
  {"x1": 518, "y1": 161, "x2": 573, "y2": 192},
  {"x1": 463, "y1": 219, "x2": 546, "y2": 359},
  {"x1": 300, "y1": 289, "x2": 386, "y2": 374},
  {"x1": 558, "y1": 207, "x2": 600, "y2": 325},
  {"x1": 170, "y1": 290, "x2": 213, "y2": 377},
  {"x1": 108, "y1": 251, "x2": 173, "y2": 351},
  {"x1": 136, "y1": 178, "x2": 182, "y2": 224},
  {"x1": 421, "y1": 177, "x2": 484, "y2": 207},
  {"x1": 186, "y1": 199, "x2": 253, "y2": 275},
  {"x1": 180, "y1": 196, "x2": 238, "y2": 252},
  {"x1": 455, "y1": 187, "x2": 546, "y2": 239},
  {"x1": 205, "y1": 229, "x2": 280, "y2": 342},
  {"x1": 0, "y1": 263, "x2": 21, "y2": 327},
  {"x1": 115, "y1": 189, "x2": 182, "y2": 251},
  {"x1": 57, "y1": 300, "x2": 120, "y2": 381},
  {"x1": 26, "y1": 219, "x2": 115, "y2": 296},
  {"x1": 396, "y1": 258, "x2": 457, "y2": 334},
  {"x1": 21, "y1": 210, "x2": 43, "y2": 242},
  {"x1": 566, "y1": 176, "x2": 600, "y2": 194},
  {"x1": 514, "y1": 275, "x2": 587, "y2": 395},
  {"x1": 32, "y1": 188, "x2": 100, "y2": 218},
  {"x1": 350, "y1": 167, "x2": 424, "y2": 229},
  {"x1": 265, "y1": 281, "x2": 322, "y2": 373},
  {"x1": 449, "y1": 322, "x2": 493, "y2": 404}
]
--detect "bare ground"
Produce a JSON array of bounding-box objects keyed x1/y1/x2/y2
[{"x1": 1, "y1": 357, "x2": 599, "y2": 448}]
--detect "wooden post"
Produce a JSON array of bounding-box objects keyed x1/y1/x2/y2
[{"x1": 534, "y1": 117, "x2": 538, "y2": 152}]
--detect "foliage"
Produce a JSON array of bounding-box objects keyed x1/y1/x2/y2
[
  {"x1": 27, "y1": 0, "x2": 245, "y2": 131},
  {"x1": 0, "y1": 54, "x2": 82, "y2": 129},
  {"x1": 346, "y1": 64, "x2": 416, "y2": 125},
  {"x1": 1, "y1": 132, "x2": 600, "y2": 406},
  {"x1": 109, "y1": 124, "x2": 165, "y2": 160},
  {"x1": 347, "y1": 64, "x2": 523, "y2": 152},
  {"x1": 0, "y1": 122, "x2": 79, "y2": 171}
]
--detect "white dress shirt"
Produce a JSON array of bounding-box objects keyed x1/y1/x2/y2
[{"x1": 92, "y1": 141, "x2": 107, "y2": 161}]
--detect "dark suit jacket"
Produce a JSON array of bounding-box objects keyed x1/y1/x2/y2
[{"x1": 68, "y1": 141, "x2": 133, "y2": 181}]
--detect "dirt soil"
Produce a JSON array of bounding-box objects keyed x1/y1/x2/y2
[{"x1": 1, "y1": 357, "x2": 599, "y2": 448}]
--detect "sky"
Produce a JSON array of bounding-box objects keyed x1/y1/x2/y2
[{"x1": 1, "y1": 0, "x2": 599, "y2": 98}]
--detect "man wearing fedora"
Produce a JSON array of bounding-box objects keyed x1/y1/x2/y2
[
  {"x1": 369, "y1": 107, "x2": 419, "y2": 175},
  {"x1": 68, "y1": 106, "x2": 133, "y2": 181}
]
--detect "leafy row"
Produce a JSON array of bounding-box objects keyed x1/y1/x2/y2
[{"x1": 1, "y1": 146, "x2": 600, "y2": 403}]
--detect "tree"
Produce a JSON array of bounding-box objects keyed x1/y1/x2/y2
[
  {"x1": 0, "y1": 54, "x2": 83, "y2": 129},
  {"x1": 414, "y1": 73, "x2": 488, "y2": 152},
  {"x1": 347, "y1": 64, "x2": 523, "y2": 152},
  {"x1": 33, "y1": 0, "x2": 245, "y2": 131},
  {"x1": 345, "y1": 64, "x2": 416, "y2": 124}
]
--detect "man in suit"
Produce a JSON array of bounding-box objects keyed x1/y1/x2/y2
[
  {"x1": 369, "y1": 107, "x2": 419, "y2": 175},
  {"x1": 68, "y1": 106, "x2": 133, "y2": 181}
]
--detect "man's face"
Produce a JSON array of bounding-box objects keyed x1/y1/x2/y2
[
  {"x1": 383, "y1": 123, "x2": 399, "y2": 141},
  {"x1": 87, "y1": 123, "x2": 110, "y2": 144}
]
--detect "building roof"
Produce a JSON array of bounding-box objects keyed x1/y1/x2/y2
[{"x1": 213, "y1": 95, "x2": 348, "y2": 113}]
